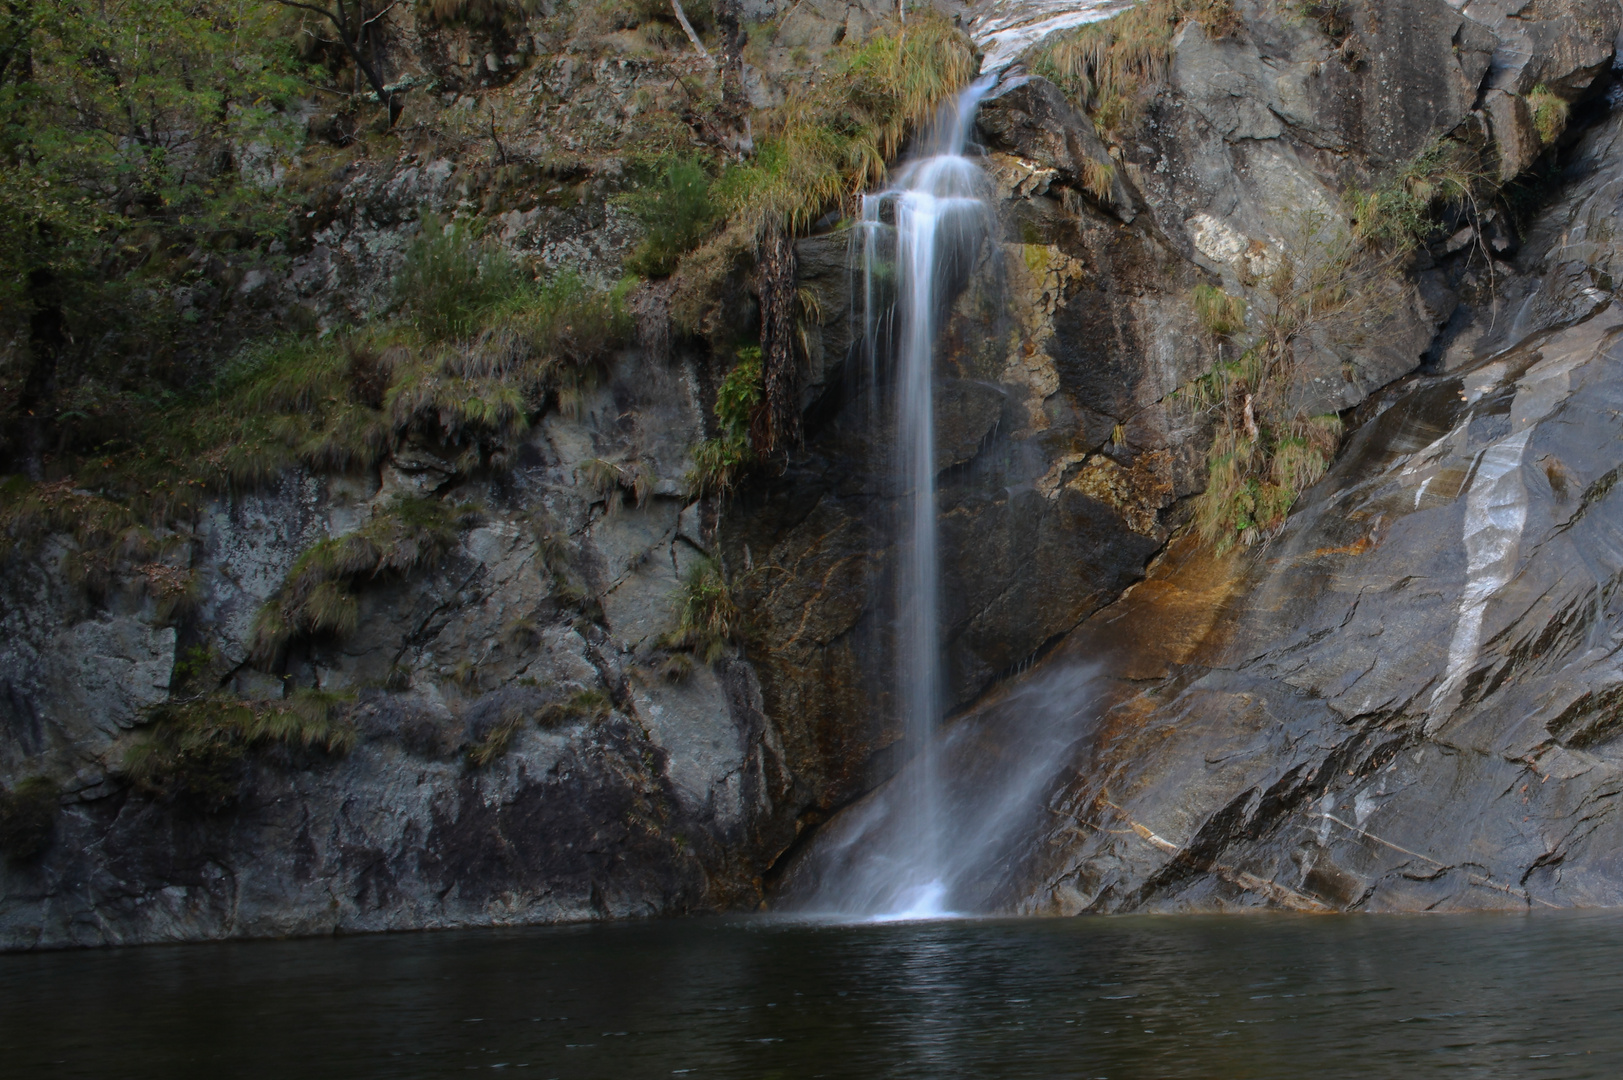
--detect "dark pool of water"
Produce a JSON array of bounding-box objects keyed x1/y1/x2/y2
[{"x1": 4, "y1": 912, "x2": 1623, "y2": 1078}]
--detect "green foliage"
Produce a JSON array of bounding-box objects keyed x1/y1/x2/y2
[
  {"x1": 665, "y1": 11, "x2": 974, "y2": 330},
  {"x1": 715, "y1": 15, "x2": 976, "y2": 235},
  {"x1": 415, "y1": 0, "x2": 541, "y2": 31},
  {"x1": 1192, "y1": 283, "x2": 1247, "y2": 335},
  {"x1": 1028, "y1": 0, "x2": 1241, "y2": 137},
  {"x1": 663, "y1": 556, "x2": 742, "y2": 663},
  {"x1": 622, "y1": 159, "x2": 720, "y2": 277},
  {"x1": 393, "y1": 217, "x2": 523, "y2": 339},
  {"x1": 0, "y1": 0, "x2": 307, "y2": 460},
  {"x1": 1179, "y1": 209, "x2": 1372, "y2": 549},
  {"x1": 1527, "y1": 84, "x2": 1570, "y2": 146},
  {"x1": 123, "y1": 690, "x2": 355, "y2": 810},
  {"x1": 1347, "y1": 137, "x2": 1489, "y2": 252},
  {"x1": 0, "y1": 241, "x2": 634, "y2": 573},
  {"x1": 1194, "y1": 412, "x2": 1341, "y2": 550},
  {"x1": 686, "y1": 346, "x2": 762, "y2": 498},
  {"x1": 0, "y1": 776, "x2": 61, "y2": 860},
  {"x1": 252, "y1": 496, "x2": 481, "y2": 665}
]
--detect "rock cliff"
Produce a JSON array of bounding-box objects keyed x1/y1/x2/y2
[{"x1": 4, "y1": 0, "x2": 1623, "y2": 948}]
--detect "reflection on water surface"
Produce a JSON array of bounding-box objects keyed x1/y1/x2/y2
[{"x1": 4, "y1": 913, "x2": 1622, "y2": 1078}]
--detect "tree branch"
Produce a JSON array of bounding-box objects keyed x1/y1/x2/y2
[{"x1": 669, "y1": 0, "x2": 713, "y2": 67}]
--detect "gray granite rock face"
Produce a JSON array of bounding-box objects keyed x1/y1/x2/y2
[{"x1": 951, "y1": 104, "x2": 1623, "y2": 915}]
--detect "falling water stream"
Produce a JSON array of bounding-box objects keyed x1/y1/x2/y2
[
  {"x1": 781, "y1": 74, "x2": 1107, "y2": 920},
  {"x1": 784, "y1": 1, "x2": 1149, "y2": 917},
  {"x1": 862, "y1": 75, "x2": 996, "y2": 919}
]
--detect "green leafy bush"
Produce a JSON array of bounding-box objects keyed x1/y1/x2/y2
[
  {"x1": 1347, "y1": 138, "x2": 1488, "y2": 252},
  {"x1": 686, "y1": 347, "x2": 762, "y2": 498},
  {"x1": 623, "y1": 159, "x2": 720, "y2": 277}
]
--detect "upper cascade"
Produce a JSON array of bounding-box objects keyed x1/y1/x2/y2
[{"x1": 969, "y1": 0, "x2": 1138, "y2": 72}]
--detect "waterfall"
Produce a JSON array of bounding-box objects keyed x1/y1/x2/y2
[{"x1": 785, "y1": 77, "x2": 999, "y2": 920}]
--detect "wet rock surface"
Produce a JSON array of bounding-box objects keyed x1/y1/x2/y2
[{"x1": 1004, "y1": 105, "x2": 1623, "y2": 913}]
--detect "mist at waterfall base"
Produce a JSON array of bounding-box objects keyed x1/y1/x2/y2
[{"x1": 11, "y1": 913, "x2": 1623, "y2": 1078}]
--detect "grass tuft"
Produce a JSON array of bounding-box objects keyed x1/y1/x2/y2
[
  {"x1": 1028, "y1": 0, "x2": 1241, "y2": 139},
  {"x1": 252, "y1": 496, "x2": 480, "y2": 666},
  {"x1": 123, "y1": 690, "x2": 355, "y2": 810},
  {"x1": 662, "y1": 556, "x2": 742, "y2": 663},
  {"x1": 1527, "y1": 84, "x2": 1569, "y2": 146},
  {"x1": 1192, "y1": 283, "x2": 1247, "y2": 335}
]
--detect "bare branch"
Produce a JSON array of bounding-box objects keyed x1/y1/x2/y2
[{"x1": 669, "y1": 0, "x2": 714, "y2": 67}]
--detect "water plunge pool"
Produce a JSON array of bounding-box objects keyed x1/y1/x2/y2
[{"x1": 6, "y1": 912, "x2": 1623, "y2": 1077}]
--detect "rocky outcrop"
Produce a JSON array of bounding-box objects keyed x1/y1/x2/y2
[{"x1": 944, "y1": 57, "x2": 1623, "y2": 914}]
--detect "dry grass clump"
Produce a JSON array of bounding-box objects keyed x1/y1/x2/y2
[
  {"x1": 251, "y1": 496, "x2": 480, "y2": 665},
  {"x1": 1028, "y1": 0, "x2": 1241, "y2": 137},
  {"x1": 662, "y1": 556, "x2": 742, "y2": 663},
  {"x1": 123, "y1": 690, "x2": 356, "y2": 810}
]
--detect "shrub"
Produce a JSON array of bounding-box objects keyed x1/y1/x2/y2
[
  {"x1": 1347, "y1": 137, "x2": 1489, "y2": 253},
  {"x1": 686, "y1": 346, "x2": 762, "y2": 498},
  {"x1": 123, "y1": 691, "x2": 355, "y2": 810},
  {"x1": 0, "y1": 776, "x2": 62, "y2": 860},
  {"x1": 622, "y1": 158, "x2": 721, "y2": 277},
  {"x1": 1193, "y1": 413, "x2": 1341, "y2": 549},
  {"x1": 393, "y1": 216, "x2": 523, "y2": 340}
]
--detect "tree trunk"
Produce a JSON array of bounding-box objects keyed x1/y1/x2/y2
[
  {"x1": 753, "y1": 223, "x2": 799, "y2": 456},
  {"x1": 16, "y1": 268, "x2": 64, "y2": 480}
]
